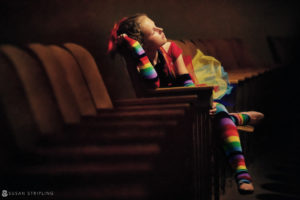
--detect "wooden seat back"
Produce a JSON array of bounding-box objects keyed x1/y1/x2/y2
[
  {"x1": 188, "y1": 38, "x2": 256, "y2": 70},
  {"x1": 0, "y1": 45, "x2": 64, "y2": 133},
  {"x1": 48, "y1": 45, "x2": 98, "y2": 116},
  {"x1": 0, "y1": 45, "x2": 63, "y2": 149},
  {"x1": 63, "y1": 43, "x2": 113, "y2": 109},
  {"x1": 267, "y1": 36, "x2": 298, "y2": 65},
  {"x1": 28, "y1": 44, "x2": 81, "y2": 124}
]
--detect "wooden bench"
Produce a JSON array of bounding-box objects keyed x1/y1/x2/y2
[
  {"x1": 1, "y1": 37, "x2": 273, "y2": 199},
  {"x1": 64, "y1": 43, "x2": 216, "y2": 200},
  {"x1": 0, "y1": 44, "x2": 214, "y2": 200}
]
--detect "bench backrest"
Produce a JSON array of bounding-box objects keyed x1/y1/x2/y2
[
  {"x1": 0, "y1": 45, "x2": 65, "y2": 150},
  {"x1": 172, "y1": 38, "x2": 256, "y2": 70},
  {"x1": 28, "y1": 44, "x2": 81, "y2": 124},
  {"x1": 49, "y1": 45, "x2": 98, "y2": 116},
  {"x1": 64, "y1": 43, "x2": 113, "y2": 109}
]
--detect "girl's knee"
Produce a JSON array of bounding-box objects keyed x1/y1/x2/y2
[{"x1": 215, "y1": 102, "x2": 228, "y2": 114}]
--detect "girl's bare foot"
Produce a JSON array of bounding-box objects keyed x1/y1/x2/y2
[
  {"x1": 240, "y1": 111, "x2": 264, "y2": 125},
  {"x1": 238, "y1": 182, "x2": 254, "y2": 194}
]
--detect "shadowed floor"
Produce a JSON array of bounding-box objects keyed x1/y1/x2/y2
[{"x1": 221, "y1": 70, "x2": 300, "y2": 200}]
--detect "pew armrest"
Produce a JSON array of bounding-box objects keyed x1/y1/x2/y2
[
  {"x1": 114, "y1": 86, "x2": 213, "y2": 109},
  {"x1": 147, "y1": 86, "x2": 213, "y2": 108}
]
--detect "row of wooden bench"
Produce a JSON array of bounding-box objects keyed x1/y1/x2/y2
[
  {"x1": 0, "y1": 43, "x2": 215, "y2": 199},
  {"x1": 0, "y1": 36, "x2": 283, "y2": 199}
]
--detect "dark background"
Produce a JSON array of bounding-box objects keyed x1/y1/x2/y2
[
  {"x1": 1, "y1": 2, "x2": 300, "y2": 199},
  {"x1": 1, "y1": 0, "x2": 299, "y2": 99}
]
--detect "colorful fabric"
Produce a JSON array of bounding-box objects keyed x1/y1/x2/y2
[
  {"x1": 192, "y1": 49, "x2": 233, "y2": 99},
  {"x1": 123, "y1": 35, "x2": 160, "y2": 88},
  {"x1": 230, "y1": 113, "x2": 250, "y2": 126},
  {"x1": 215, "y1": 102, "x2": 252, "y2": 185}
]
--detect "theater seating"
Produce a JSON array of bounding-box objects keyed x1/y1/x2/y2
[
  {"x1": 0, "y1": 35, "x2": 278, "y2": 199},
  {"x1": 0, "y1": 44, "x2": 214, "y2": 200}
]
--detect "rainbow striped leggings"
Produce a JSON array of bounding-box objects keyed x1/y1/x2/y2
[{"x1": 214, "y1": 102, "x2": 252, "y2": 185}]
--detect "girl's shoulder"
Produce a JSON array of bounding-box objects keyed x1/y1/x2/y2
[
  {"x1": 162, "y1": 41, "x2": 182, "y2": 53},
  {"x1": 162, "y1": 41, "x2": 182, "y2": 59}
]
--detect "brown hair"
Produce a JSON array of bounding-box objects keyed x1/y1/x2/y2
[
  {"x1": 117, "y1": 13, "x2": 146, "y2": 44},
  {"x1": 108, "y1": 13, "x2": 147, "y2": 56}
]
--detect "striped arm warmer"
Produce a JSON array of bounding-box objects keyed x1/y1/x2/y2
[
  {"x1": 123, "y1": 36, "x2": 160, "y2": 88},
  {"x1": 176, "y1": 74, "x2": 195, "y2": 87}
]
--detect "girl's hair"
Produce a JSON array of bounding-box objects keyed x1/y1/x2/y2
[
  {"x1": 117, "y1": 13, "x2": 146, "y2": 43},
  {"x1": 107, "y1": 13, "x2": 147, "y2": 56}
]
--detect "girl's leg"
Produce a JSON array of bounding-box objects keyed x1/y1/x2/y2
[
  {"x1": 230, "y1": 113, "x2": 250, "y2": 126},
  {"x1": 215, "y1": 103, "x2": 254, "y2": 193},
  {"x1": 230, "y1": 111, "x2": 264, "y2": 126}
]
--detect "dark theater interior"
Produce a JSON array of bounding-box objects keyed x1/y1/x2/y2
[{"x1": 1, "y1": 0, "x2": 300, "y2": 199}]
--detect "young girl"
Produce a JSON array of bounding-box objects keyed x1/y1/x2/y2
[{"x1": 108, "y1": 13, "x2": 264, "y2": 194}]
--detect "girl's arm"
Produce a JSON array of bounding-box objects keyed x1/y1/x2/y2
[
  {"x1": 163, "y1": 42, "x2": 194, "y2": 87},
  {"x1": 122, "y1": 35, "x2": 160, "y2": 89},
  {"x1": 174, "y1": 54, "x2": 190, "y2": 75},
  {"x1": 174, "y1": 53, "x2": 195, "y2": 87}
]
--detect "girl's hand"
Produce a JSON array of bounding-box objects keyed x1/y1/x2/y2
[
  {"x1": 117, "y1": 33, "x2": 128, "y2": 44},
  {"x1": 210, "y1": 102, "x2": 217, "y2": 115}
]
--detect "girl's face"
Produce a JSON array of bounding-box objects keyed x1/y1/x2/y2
[{"x1": 138, "y1": 16, "x2": 167, "y2": 49}]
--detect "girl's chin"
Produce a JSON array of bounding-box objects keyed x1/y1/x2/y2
[
  {"x1": 160, "y1": 39, "x2": 168, "y2": 46},
  {"x1": 146, "y1": 40, "x2": 167, "y2": 49}
]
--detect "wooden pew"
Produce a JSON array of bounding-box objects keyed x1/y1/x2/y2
[
  {"x1": 0, "y1": 44, "x2": 214, "y2": 200},
  {"x1": 62, "y1": 43, "x2": 215, "y2": 200}
]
